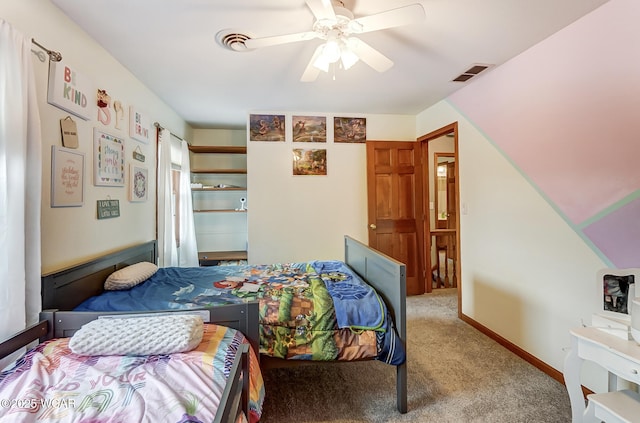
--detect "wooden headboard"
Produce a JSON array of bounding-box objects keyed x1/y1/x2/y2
[{"x1": 41, "y1": 240, "x2": 157, "y2": 310}]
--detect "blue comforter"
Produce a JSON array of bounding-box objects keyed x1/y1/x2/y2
[{"x1": 76, "y1": 261, "x2": 405, "y2": 365}]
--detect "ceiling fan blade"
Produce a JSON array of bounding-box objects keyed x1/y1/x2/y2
[
  {"x1": 300, "y1": 45, "x2": 324, "y2": 82},
  {"x1": 351, "y1": 3, "x2": 426, "y2": 34},
  {"x1": 305, "y1": 0, "x2": 337, "y2": 21},
  {"x1": 346, "y1": 38, "x2": 393, "y2": 73},
  {"x1": 244, "y1": 31, "x2": 318, "y2": 49}
]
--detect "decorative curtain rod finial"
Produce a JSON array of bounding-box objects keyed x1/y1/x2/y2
[{"x1": 31, "y1": 39, "x2": 62, "y2": 62}]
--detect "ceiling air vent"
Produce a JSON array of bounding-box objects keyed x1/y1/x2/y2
[
  {"x1": 452, "y1": 63, "x2": 492, "y2": 82},
  {"x1": 216, "y1": 30, "x2": 253, "y2": 52}
]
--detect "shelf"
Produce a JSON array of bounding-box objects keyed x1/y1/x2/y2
[
  {"x1": 198, "y1": 250, "x2": 247, "y2": 266},
  {"x1": 191, "y1": 169, "x2": 247, "y2": 174},
  {"x1": 194, "y1": 209, "x2": 247, "y2": 213},
  {"x1": 192, "y1": 186, "x2": 246, "y2": 191},
  {"x1": 188, "y1": 146, "x2": 246, "y2": 154}
]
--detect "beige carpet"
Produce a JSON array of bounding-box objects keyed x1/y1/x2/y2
[{"x1": 259, "y1": 289, "x2": 572, "y2": 422}]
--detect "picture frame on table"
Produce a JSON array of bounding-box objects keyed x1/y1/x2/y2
[{"x1": 597, "y1": 268, "x2": 640, "y2": 323}]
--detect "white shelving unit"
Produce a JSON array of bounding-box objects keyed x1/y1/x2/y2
[{"x1": 189, "y1": 145, "x2": 247, "y2": 265}]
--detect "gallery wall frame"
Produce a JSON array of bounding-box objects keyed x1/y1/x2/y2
[
  {"x1": 249, "y1": 114, "x2": 286, "y2": 141},
  {"x1": 129, "y1": 164, "x2": 148, "y2": 202},
  {"x1": 292, "y1": 115, "x2": 327, "y2": 142},
  {"x1": 129, "y1": 106, "x2": 151, "y2": 143},
  {"x1": 47, "y1": 61, "x2": 93, "y2": 121},
  {"x1": 292, "y1": 148, "x2": 327, "y2": 175},
  {"x1": 334, "y1": 117, "x2": 366, "y2": 143},
  {"x1": 93, "y1": 128, "x2": 125, "y2": 187},
  {"x1": 51, "y1": 146, "x2": 85, "y2": 207}
]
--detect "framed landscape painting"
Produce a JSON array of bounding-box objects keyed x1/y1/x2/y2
[
  {"x1": 334, "y1": 117, "x2": 366, "y2": 143},
  {"x1": 249, "y1": 114, "x2": 285, "y2": 141},
  {"x1": 292, "y1": 115, "x2": 326, "y2": 142},
  {"x1": 293, "y1": 148, "x2": 327, "y2": 175}
]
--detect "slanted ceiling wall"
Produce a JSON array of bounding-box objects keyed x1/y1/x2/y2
[
  {"x1": 417, "y1": 0, "x2": 638, "y2": 393},
  {"x1": 448, "y1": 0, "x2": 640, "y2": 269}
]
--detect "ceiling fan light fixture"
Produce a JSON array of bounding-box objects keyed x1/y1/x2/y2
[
  {"x1": 340, "y1": 45, "x2": 359, "y2": 69},
  {"x1": 313, "y1": 53, "x2": 331, "y2": 72}
]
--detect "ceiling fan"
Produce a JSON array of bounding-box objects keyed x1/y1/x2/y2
[{"x1": 243, "y1": 0, "x2": 426, "y2": 82}]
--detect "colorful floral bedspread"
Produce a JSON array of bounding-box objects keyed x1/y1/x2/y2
[
  {"x1": 76, "y1": 260, "x2": 406, "y2": 365},
  {"x1": 0, "y1": 324, "x2": 264, "y2": 423}
]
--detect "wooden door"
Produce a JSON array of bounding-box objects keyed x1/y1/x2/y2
[{"x1": 366, "y1": 141, "x2": 425, "y2": 295}]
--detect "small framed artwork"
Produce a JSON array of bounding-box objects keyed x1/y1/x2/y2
[
  {"x1": 334, "y1": 117, "x2": 366, "y2": 143},
  {"x1": 51, "y1": 146, "x2": 85, "y2": 207},
  {"x1": 129, "y1": 164, "x2": 148, "y2": 202},
  {"x1": 94, "y1": 128, "x2": 125, "y2": 186},
  {"x1": 129, "y1": 106, "x2": 151, "y2": 143},
  {"x1": 249, "y1": 114, "x2": 285, "y2": 141},
  {"x1": 293, "y1": 148, "x2": 327, "y2": 175},
  {"x1": 597, "y1": 268, "x2": 640, "y2": 322},
  {"x1": 292, "y1": 115, "x2": 327, "y2": 142}
]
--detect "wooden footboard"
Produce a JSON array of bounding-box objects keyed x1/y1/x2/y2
[{"x1": 344, "y1": 235, "x2": 408, "y2": 413}]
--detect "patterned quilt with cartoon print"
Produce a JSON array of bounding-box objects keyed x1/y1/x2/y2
[
  {"x1": 0, "y1": 324, "x2": 264, "y2": 423},
  {"x1": 76, "y1": 260, "x2": 406, "y2": 365}
]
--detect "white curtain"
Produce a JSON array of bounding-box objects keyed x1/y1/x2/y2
[
  {"x1": 178, "y1": 140, "x2": 199, "y2": 267},
  {"x1": 157, "y1": 128, "x2": 178, "y2": 267},
  {"x1": 0, "y1": 20, "x2": 42, "y2": 357}
]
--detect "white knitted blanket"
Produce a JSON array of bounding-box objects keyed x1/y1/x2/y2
[{"x1": 68, "y1": 314, "x2": 204, "y2": 356}]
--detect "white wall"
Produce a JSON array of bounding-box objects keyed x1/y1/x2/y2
[
  {"x1": 1, "y1": 0, "x2": 190, "y2": 273},
  {"x1": 247, "y1": 113, "x2": 415, "y2": 263},
  {"x1": 417, "y1": 100, "x2": 608, "y2": 391}
]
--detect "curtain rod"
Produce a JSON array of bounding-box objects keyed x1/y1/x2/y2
[
  {"x1": 31, "y1": 39, "x2": 62, "y2": 62},
  {"x1": 154, "y1": 122, "x2": 187, "y2": 144}
]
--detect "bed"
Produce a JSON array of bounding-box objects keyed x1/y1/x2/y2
[
  {"x1": 40, "y1": 235, "x2": 408, "y2": 413},
  {"x1": 0, "y1": 302, "x2": 264, "y2": 423}
]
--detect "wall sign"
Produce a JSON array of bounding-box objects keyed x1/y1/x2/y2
[
  {"x1": 47, "y1": 61, "x2": 93, "y2": 120},
  {"x1": 51, "y1": 146, "x2": 84, "y2": 207},
  {"x1": 129, "y1": 106, "x2": 151, "y2": 143},
  {"x1": 97, "y1": 199, "x2": 120, "y2": 219},
  {"x1": 60, "y1": 116, "x2": 79, "y2": 148},
  {"x1": 93, "y1": 128, "x2": 125, "y2": 186}
]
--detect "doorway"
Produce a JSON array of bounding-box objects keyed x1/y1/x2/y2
[{"x1": 418, "y1": 123, "x2": 460, "y2": 301}]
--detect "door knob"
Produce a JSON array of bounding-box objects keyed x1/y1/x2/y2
[{"x1": 369, "y1": 224, "x2": 377, "y2": 230}]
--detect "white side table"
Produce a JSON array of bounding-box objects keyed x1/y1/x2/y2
[{"x1": 564, "y1": 327, "x2": 640, "y2": 422}]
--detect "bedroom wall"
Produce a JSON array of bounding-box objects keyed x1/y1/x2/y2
[
  {"x1": 1, "y1": 0, "x2": 190, "y2": 274},
  {"x1": 416, "y1": 0, "x2": 636, "y2": 393},
  {"x1": 247, "y1": 113, "x2": 415, "y2": 264}
]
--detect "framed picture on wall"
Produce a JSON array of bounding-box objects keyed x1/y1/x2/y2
[
  {"x1": 93, "y1": 128, "x2": 125, "y2": 186},
  {"x1": 129, "y1": 106, "x2": 151, "y2": 143},
  {"x1": 129, "y1": 164, "x2": 148, "y2": 202},
  {"x1": 334, "y1": 117, "x2": 366, "y2": 143},
  {"x1": 292, "y1": 148, "x2": 327, "y2": 175},
  {"x1": 51, "y1": 146, "x2": 85, "y2": 207},
  {"x1": 47, "y1": 61, "x2": 93, "y2": 121},
  {"x1": 249, "y1": 114, "x2": 285, "y2": 141},
  {"x1": 292, "y1": 115, "x2": 327, "y2": 142}
]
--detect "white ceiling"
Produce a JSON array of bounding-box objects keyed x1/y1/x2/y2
[{"x1": 50, "y1": 0, "x2": 609, "y2": 129}]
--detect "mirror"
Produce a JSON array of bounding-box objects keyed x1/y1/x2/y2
[{"x1": 433, "y1": 152, "x2": 455, "y2": 229}]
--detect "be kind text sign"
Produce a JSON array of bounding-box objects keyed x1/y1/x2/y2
[{"x1": 47, "y1": 61, "x2": 93, "y2": 120}]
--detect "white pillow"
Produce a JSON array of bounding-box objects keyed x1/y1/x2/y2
[
  {"x1": 69, "y1": 314, "x2": 204, "y2": 356},
  {"x1": 104, "y1": 261, "x2": 158, "y2": 290}
]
